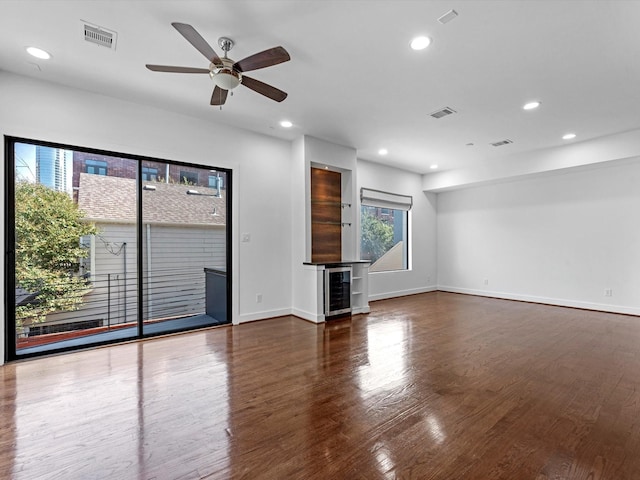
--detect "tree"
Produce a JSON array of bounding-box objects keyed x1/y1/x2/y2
[
  {"x1": 14, "y1": 182, "x2": 98, "y2": 326},
  {"x1": 360, "y1": 210, "x2": 394, "y2": 263}
]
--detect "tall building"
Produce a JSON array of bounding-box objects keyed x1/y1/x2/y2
[{"x1": 36, "y1": 146, "x2": 71, "y2": 193}]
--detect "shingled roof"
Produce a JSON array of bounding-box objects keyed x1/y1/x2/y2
[{"x1": 78, "y1": 173, "x2": 226, "y2": 226}]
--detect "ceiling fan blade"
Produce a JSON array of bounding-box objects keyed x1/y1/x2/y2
[
  {"x1": 171, "y1": 22, "x2": 222, "y2": 65},
  {"x1": 241, "y1": 76, "x2": 288, "y2": 102},
  {"x1": 233, "y1": 46, "x2": 290, "y2": 73},
  {"x1": 210, "y1": 86, "x2": 228, "y2": 106},
  {"x1": 146, "y1": 65, "x2": 210, "y2": 74}
]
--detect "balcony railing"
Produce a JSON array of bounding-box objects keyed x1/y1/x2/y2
[{"x1": 16, "y1": 266, "x2": 214, "y2": 349}]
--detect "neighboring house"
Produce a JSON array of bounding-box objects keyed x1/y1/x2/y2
[
  {"x1": 42, "y1": 173, "x2": 226, "y2": 330},
  {"x1": 72, "y1": 152, "x2": 226, "y2": 198}
]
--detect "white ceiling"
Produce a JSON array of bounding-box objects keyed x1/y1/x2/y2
[{"x1": 1, "y1": 0, "x2": 640, "y2": 175}]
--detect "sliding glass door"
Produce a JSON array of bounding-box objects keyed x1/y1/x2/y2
[
  {"x1": 6, "y1": 138, "x2": 230, "y2": 360},
  {"x1": 141, "y1": 163, "x2": 229, "y2": 336}
]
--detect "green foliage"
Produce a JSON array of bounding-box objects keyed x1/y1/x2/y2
[
  {"x1": 361, "y1": 210, "x2": 394, "y2": 263},
  {"x1": 15, "y1": 182, "x2": 97, "y2": 325}
]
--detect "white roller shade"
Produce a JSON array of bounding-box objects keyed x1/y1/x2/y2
[{"x1": 360, "y1": 188, "x2": 413, "y2": 211}]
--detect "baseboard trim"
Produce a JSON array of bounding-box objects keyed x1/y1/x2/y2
[
  {"x1": 237, "y1": 286, "x2": 639, "y2": 325},
  {"x1": 437, "y1": 286, "x2": 640, "y2": 316},
  {"x1": 291, "y1": 308, "x2": 324, "y2": 323},
  {"x1": 238, "y1": 308, "x2": 294, "y2": 324},
  {"x1": 368, "y1": 286, "x2": 437, "y2": 302}
]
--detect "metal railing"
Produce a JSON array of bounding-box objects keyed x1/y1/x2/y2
[{"x1": 16, "y1": 267, "x2": 211, "y2": 345}]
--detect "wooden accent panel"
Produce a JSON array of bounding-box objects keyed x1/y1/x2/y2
[
  {"x1": 311, "y1": 167, "x2": 341, "y2": 262},
  {"x1": 311, "y1": 223, "x2": 341, "y2": 263},
  {"x1": 3, "y1": 292, "x2": 640, "y2": 478}
]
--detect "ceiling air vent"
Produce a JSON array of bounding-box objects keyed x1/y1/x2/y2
[
  {"x1": 429, "y1": 107, "x2": 457, "y2": 119},
  {"x1": 438, "y1": 9, "x2": 459, "y2": 24},
  {"x1": 83, "y1": 23, "x2": 117, "y2": 49},
  {"x1": 490, "y1": 139, "x2": 514, "y2": 147}
]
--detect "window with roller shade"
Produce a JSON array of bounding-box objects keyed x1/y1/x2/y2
[{"x1": 360, "y1": 188, "x2": 411, "y2": 272}]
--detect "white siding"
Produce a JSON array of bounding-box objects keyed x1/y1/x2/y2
[
  {"x1": 143, "y1": 224, "x2": 226, "y2": 320},
  {"x1": 45, "y1": 223, "x2": 226, "y2": 327},
  {"x1": 44, "y1": 223, "x2": 138, "y2": 327}
]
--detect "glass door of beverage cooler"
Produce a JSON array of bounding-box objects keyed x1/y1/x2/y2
[{"x1": 324, "y1": 267, "x2": 352, "y2": 317}]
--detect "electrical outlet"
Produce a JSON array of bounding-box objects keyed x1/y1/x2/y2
[
  {"x1": 256, "y1": 293, "x2": 262, "y2": 303},
  {"x1": 242, "y1": 233, "x2": 251, "y2": 243},
  {"x1": 483, "y1": 279, "x2": 489, "y2": 286},
  {"x1": 604, "y1": 289, "x2": 613, "y2": 297}
]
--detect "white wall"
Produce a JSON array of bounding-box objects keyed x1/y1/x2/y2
[
  {"x1": 357, "y1": 160, "x2": 437, "y2": 301},
  {"x1": 437, "y1": 159, "x2": 640, "y2": 315},
  {"x1": 0, "y1": 71, "x2": 293, "y2": 363},
  {"x1": 423, "y1": 128, "x2": 640, "y2": 192}
]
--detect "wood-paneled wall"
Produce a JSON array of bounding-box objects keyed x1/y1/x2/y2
[{"x1": 311, "y1": 168, "x2": 341, "y2": 263}]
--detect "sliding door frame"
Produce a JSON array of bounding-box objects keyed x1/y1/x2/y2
[{"x1": 4, "y1": 136, "x2": 232, "y2": 361}]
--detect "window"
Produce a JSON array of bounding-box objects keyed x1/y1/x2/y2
[
  {"x1": 208, "y1": 174, "x2": 224, "y2": 189},
  {"x1": 6, "y1": 137, "x2": 232, "y2": 360},
  {"x1": 78, "y1": 235, "x2": 93, "y2": 280},
  {"x1": 85, "y1": 159, "x2": 107, "y2": 176},
  {"x1": 360, "y1": 188, "x2": 411, "y2": 272},
  {"x1": 179, "y1": 170, "x2": 198, "y2": 185},
  {"x1": 142, "y1": 166, "x2": 159, "y2": 181}
]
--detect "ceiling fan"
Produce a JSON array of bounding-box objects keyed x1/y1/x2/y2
[{"x1": 146, "y1": 22, "x2": 290, "y2": 107}]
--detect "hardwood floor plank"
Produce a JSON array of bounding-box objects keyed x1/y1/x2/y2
[{"x1": 3, "y1": 292, "x2": 640, "y2": 479}]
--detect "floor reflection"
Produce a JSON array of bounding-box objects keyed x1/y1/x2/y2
[
  {"x1": 357, "y1": 319, "x2": 411, "y2": 396},
  {"x1": 5, "y1": 330, "x2": 232, "y2": 479}
]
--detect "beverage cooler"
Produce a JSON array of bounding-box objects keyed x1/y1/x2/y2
[{"x1": 324, "y1": 266, "x2": 352, "y2": 317}]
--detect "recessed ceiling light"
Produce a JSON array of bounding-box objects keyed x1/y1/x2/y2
[
  {"x1": 562, "y1": 133, "x2": 576, "y2": 140},
  {"x1": 523, "y1": 101, "x2": 541, "y2": 110},
  {"x1": 410, "y1": 36, "x2": 431, "y2": 51},
  {"x1": 430, "y1": 164, "x2": 439, "y2": 170},
  {"x1": 378, "y1": 148, "x2": 388, "y2": 156},
  {"x1": 26, "y1": 47, "x2": 51, "y2": 60},
  {"x1": 279, "y1": 120, "x2": 293, "y2": 128}
]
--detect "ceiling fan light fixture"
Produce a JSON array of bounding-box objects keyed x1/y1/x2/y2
[{"x1": 211, "y1": 68, "x2": 241, "y2": 90}]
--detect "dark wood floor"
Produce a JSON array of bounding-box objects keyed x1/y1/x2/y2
[{"x1": 2, "y1": 292, "x2": 640, "y2": 479}]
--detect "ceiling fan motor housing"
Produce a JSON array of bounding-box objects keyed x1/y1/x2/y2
[{"x1": 211, "y1": 67, "x2": 241, "y2": 90}]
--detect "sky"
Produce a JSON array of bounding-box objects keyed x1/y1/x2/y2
[
  {"x1": 14, "y1": 142, "x2": 73, "y2": 194},
  {"x1": 14, "y1": 142, "x2": 36, "y2": 182}
]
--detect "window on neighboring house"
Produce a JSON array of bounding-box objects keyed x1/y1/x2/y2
[
  {"x1": 85, "y1": 159, "x2": 107, "y2": 176},
  {"x1": 78, "y1": 235, "x2": 93, "y2": 279},
  {"x1": 208, "y1": 174, "x2": 224, "y2": 189},
  {"x1": 142, "y1": 166, "x2": 159, "y2": 182},
  {"x1": 360, "y1": 188, "x2": 412, "y2": 273},
  {"x1": 179, "y1": 170, "x2": 198, "y2": 185}
]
